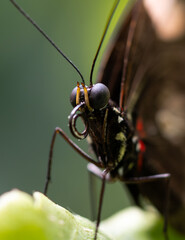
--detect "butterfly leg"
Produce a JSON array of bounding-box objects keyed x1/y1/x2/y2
[
  {"x1": 44, "y1": 127, "x2": 103, "y2": 195},
  {"x1": 87, "y1": 163, "x2": 117, "y2": 240},
  {"x1": 87, "y1": 164, "x2": 110, "y2": 240},
  {"x1": 87, "y1": 163, "x2": 113, "y2": 220},
  {"x1": 119, "y1": 173, "x2": 171, "y2": 240},
  {"x1": 88, "y1": 170, "x2": 97, "y2": 220},
  {"x1": 87, "y1": 163, "x2": 116, "y2": 182}
]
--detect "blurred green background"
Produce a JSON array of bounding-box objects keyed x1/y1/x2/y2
[{"x1": 0, "y1": 0, "x2": 133, "y2": 220}]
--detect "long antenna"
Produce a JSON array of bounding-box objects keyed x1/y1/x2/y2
[
  {"x1": 9, "y1": 0, "x2": 85, "y2": 84},
  {"x1": 89, "y1": 0, "x2": 120, "y2": 86}
]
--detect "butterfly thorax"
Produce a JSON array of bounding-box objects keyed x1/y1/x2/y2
[{"x1": 86, "y1": 103, "x2": 138, "y2": 175}]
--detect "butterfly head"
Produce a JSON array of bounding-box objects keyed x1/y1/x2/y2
[{"x1": 70, "y1": 82, "x2": 110, "y2": 111}]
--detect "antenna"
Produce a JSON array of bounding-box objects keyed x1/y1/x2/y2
[
  {"x1": 9, "y1": 0, "x2": 85, "y2": 84},
  {"x1": 89, "y1": 0, "x2": 120, "y2": 86}
]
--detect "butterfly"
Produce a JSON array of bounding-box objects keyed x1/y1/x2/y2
[{"x1": 10, "y1": 0, "x2": 185, "y2": 239}]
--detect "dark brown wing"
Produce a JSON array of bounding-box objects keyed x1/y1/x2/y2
[{"x1": 97, "y1": 0, "x2": 185, "y2": 234}]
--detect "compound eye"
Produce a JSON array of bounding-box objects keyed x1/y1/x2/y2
[
  {"x1": 89, "y1": 83, "x2": 110, "y2": 109},
  {"x1": 70, "y1": 86, "x2": 78, "y2": 107}
]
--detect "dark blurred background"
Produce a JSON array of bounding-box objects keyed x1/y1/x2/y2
[{"x1": 0, "y1": 0, "x2": 132, "y2": 220}]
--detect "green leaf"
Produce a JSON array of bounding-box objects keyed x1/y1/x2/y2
[
  {"x1": 0, "y1": 190, "x2": 184, "y2": 240},
  {"x1": 0, "y1": 190, "x2": 109, "y2": 240}
]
